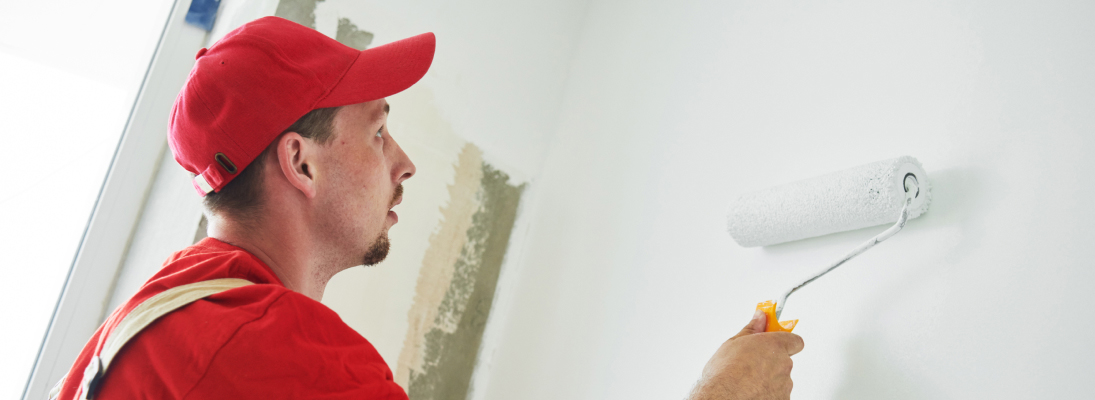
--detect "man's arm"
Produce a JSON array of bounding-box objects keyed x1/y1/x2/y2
[{"x1": 688, "y1": 310, "x2": 804, "y2": 400}]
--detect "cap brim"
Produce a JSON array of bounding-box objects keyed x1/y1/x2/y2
[{"x1": 316, "y1": 32, "x2": 435, "y2": 108}]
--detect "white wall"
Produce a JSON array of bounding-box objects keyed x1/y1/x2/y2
[{"x1": 479, "y1": 0, "x2": 1095, "y2": 399}]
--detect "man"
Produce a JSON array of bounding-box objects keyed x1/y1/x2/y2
[{"x1": 56, "y1": 16, "x2": 801, "y2": 399}]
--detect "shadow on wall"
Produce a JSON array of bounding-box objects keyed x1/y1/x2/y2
[
  {"x1": 749, "y1": 166, "x2": 993, "y2": 397},
  {"x1": 833, "y1": 334, "x2": 941, "y2": 399},
  {"x1": 907, "y1": 167, "x2": 994, "y2": 263},
  {"x1": 830, "y1": 166, "x2": 993, "y2": 398}
]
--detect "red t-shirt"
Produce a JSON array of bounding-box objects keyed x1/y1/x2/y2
[{"x1": 57, "y1": 238, "x2": 407, "y2": 400}]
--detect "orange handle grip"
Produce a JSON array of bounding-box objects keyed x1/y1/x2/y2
[{"x1": 756, "y1": 300, "x2": 798, "y2": 332}]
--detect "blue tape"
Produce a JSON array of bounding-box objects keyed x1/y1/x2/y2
[{"x1": 185, "y1": 0, "x2": 221, "y2": 32}]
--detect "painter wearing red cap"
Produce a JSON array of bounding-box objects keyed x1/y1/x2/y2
[
  {"x1": 53, "y1": 15, "x2": 801, "y2": 400},
  {"x1": 54, "y1": 17, "x2": 434, "y2": 399},
  {"x1": 171, "y1": 16, "x2": 434, "y2": 196}
]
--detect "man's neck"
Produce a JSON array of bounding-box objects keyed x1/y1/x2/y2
[{"x1": 206, "y1": 214, "x2": 331, "y2": 301}]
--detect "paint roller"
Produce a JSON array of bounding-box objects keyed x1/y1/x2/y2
[{"x1": 726, "y1": 156, "x2": 931, "y2": 332}]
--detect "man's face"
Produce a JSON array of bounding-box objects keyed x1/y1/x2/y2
[{"x1": 314, "y1": 99, "x2": 415, "y2": 267}]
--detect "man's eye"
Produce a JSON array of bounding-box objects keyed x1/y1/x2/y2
[{"x1": 376, "y1": 128, "x2": 383, "y2": 138}]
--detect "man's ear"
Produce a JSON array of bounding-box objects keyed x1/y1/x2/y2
[{"x1": 275, "y1": 132, "x2": 318, "y2": 199}]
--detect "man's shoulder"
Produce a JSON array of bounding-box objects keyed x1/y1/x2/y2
[
  {"x1": 91, "y1": 238, "x2": 401, "y2": 398},
  {"x1": 189, "y1": 289, "x2": 401, "y2": 399},
  {"x1": 198, "y1": 283, "x2": 359, "y2": 336},
  {"x1": 167, "y1": 286, "x2": 398, "y2": 398},
  {"x1": 97, "y1": 283, "x2": 384, "y2": 398},
  {"x1": 129, "y1": 236, "x2": 358, "y2": 350},
  {"x1": 151, "y1": 283, "x2": 362, "y2": 353}
]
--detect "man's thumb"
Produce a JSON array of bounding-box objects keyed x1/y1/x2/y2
[{"x1": 732, "y1": 309, "x2": 766, "y2": 339}]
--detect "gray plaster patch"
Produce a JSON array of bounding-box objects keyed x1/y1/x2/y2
[
  {"x1": 336, "y1": 18, "x2": 374, "y2": 50},
  {"x1": 407, "y1": 163, "x2": 525, "y2": 400},
  {"x1": 274, "y1": 0, "x2": 324, "y2": 28}
]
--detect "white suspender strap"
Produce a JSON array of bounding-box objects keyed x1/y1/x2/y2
[{"x1": 64, "y1": 278, "x2": 254, "y2": 400}]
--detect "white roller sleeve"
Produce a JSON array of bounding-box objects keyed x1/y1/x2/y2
[{"x1": 726, "y1": 156, "x2": 932, "y2": 247}]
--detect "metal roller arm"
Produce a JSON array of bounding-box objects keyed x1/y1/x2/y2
[{"x1": 774, "y1": 174, "x2": 919, "y2": 320}]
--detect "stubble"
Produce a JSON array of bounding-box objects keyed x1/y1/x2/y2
[{"x1": 361, "y1": 184, "x2": 402, "y2": 266}]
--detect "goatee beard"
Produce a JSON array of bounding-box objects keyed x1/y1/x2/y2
[
  {"x1": 362, "y1": 183, "x2": 401, "y2": 266},
  {"x1": 362, "y1": 232, "x2": 390, "y2": 266}
]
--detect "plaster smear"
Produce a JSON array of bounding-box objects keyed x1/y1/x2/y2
[
  {"x1": 322, "y1": 85, "x2": 466, "y2": 371},
  {"x1": 274, "y1": 0, "x2": 323, "y2": 28},
  {"x1": 276, "y1": 0, "x2": 372, "y2": 49},
  {"x1": 396, "y1": 144, "x2": 482, "y2": 384},
  {"x1": 397, "y1": 145, "x2": 526, "y2": 399},
  {"x1": 336, "y1": 18, "x2": 374, "y2": 50}
]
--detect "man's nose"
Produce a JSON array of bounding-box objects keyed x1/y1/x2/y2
[{"x1": 390, "y1": 139, "x2": 416, "y2": 184}]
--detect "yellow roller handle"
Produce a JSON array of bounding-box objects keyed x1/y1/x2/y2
[{"x1": 756, "y1": 300, "x2": 798, "y2": 332}]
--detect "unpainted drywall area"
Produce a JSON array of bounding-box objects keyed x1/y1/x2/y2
[
  {"x1": 394, "y1": 144, "x2": 525, "y2": 399},
  {"x1": 405, "y1": 161, "x2": 521, "y2": 400},
  {"x1": 397, "y1": 144, "x2": 485, "y2": 387},
  {"x1": 336, "y1": 18, "x2": 373, "y2": 50},
  {"x1": 273, "y1": 0, "x2": 321, "y2": 29}
]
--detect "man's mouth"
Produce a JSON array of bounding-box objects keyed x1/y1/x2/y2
[
  {"x1": 390, "y1": 184, "x2": 404, "y2": 209},
  {"x1": 388, "y1": 184, "x2": 404, "y2": 224}
]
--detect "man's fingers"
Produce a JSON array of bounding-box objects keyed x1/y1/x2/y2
[
  {"x1": 770, "y1": 332, "x2": 805, "y2": 356},
  {"x1": 731, "y1": 310, "x2": 766, "y2": 339}
]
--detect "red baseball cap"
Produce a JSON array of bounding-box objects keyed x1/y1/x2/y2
[{"x1": 169, "y1": 16, "x2": 435, "y2": 195}]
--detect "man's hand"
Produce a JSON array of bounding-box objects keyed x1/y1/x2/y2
[{"x1": 688, "y1": 310, "x2": 804, "y2": 400}]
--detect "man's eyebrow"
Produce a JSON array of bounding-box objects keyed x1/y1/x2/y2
[{"x1": 384, "y1": 103, "x2": 390, "y2": 114}]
